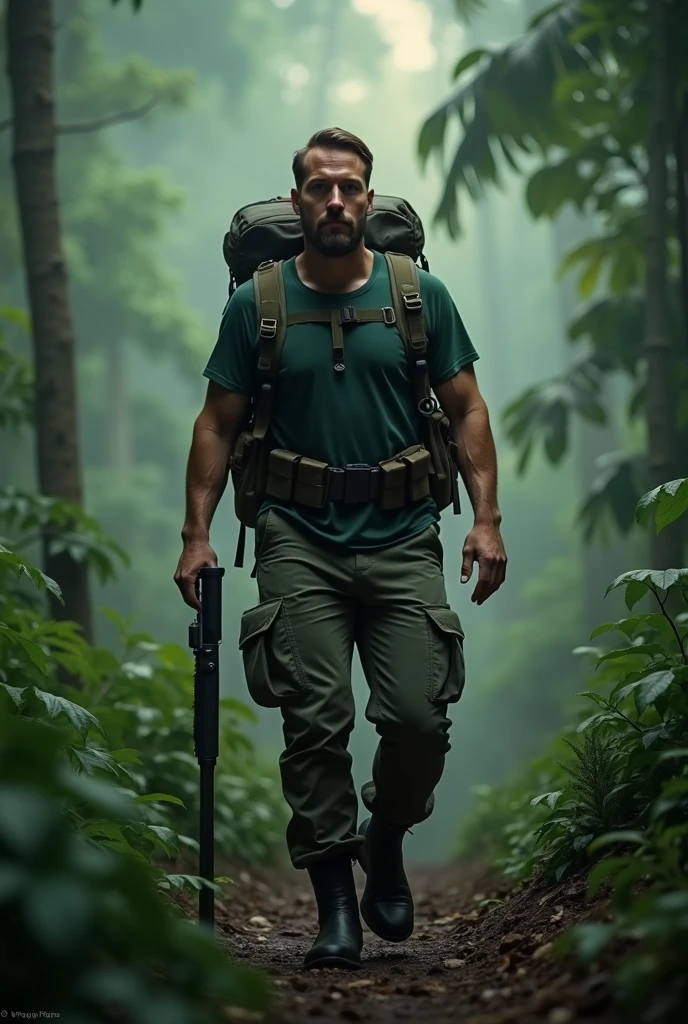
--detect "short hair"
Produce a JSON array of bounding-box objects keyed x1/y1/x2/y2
[{"x1": 292, "y1": 128, "x2": 373, "y2": 190}]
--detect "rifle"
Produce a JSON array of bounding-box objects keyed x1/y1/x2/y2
[{"x1": 188, "y1": 565, "x2": 225, "y2": 930}]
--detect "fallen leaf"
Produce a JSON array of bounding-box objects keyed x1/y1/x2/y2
[
  {"x1": 499, "y1": 931, "x2": 524, "y2": 952},
  {"x1": 432, "y1": 912, "x2": 463, "y2": 925},
  {"x1": 255, "y1": 935, "x2": 267, "y2": 944},
  {"x1": 549, "y1": 906, "x2": 565, "y2": 923},
  {"x1": 532, "y1": 942, "x2": 554, "y2": 960},
  {"x1": 443, "y1": 958, "x2": 465, "y2": 970}
]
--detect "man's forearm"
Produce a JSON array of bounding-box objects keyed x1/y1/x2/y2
[
  {"x1": 181, "y1": 420, "x2": 233, "y2": 543},
  {"x1": 452, "y1": 403, "x2": 502, "y2": 527}
]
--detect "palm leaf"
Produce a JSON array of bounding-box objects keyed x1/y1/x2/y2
[{"x1": 418, "y1": 1, "x2": 600, "y2": 235}]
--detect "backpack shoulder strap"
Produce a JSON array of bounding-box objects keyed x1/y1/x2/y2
[
  {"x1": 251, "y1": 259, "x2": 287, "y2": 441},
  {"x1": 384, "y1": 252, "x2": 436, "y2": 417}
]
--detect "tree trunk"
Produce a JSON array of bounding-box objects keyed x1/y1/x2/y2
[
  {"x1": 644, "y1": 0, "x2": 683, "y2": 570},
  {"x1": 675, "y1": 95, "x2": 688, "y2": 360},
  {"x1": 6, "y1": 0, "x2": 93, "y2": 646}
]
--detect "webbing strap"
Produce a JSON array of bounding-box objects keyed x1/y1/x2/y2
[
  {"x1": 285, "y1": 307, "x2": 397, "y2": 374},
  {"x1": 384, "y1": 252, "x2": 434, "y2": 416},
  {"x1": 252, "y1": 260, "x2": 287, "y2": 441}
]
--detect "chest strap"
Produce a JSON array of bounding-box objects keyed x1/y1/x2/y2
[{"x1": 286, "y1": 307, "x2": 396, "y2": 373}]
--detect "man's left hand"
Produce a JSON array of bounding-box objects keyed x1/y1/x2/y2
[{"x1": 460, "y1": 523, "x2": 507, "y2": 605}]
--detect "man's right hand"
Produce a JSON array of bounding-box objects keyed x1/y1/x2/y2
[{"x1": 174, "y1": 540, "x2": 218, "y2": 612}]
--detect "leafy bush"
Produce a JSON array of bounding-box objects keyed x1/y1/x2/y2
[
  {"x1": 0, "y1": 535, "x2": 287, "y2": 870},
  {"x1": 454, "y1": 479, "x2": 688, "y2": 1023},
  {"x1": 0, "y1": 543, "x2": 275, "y2": 1019},
  {"x1": 0, "y1": 710, "x2": 270, "y2": 1022}
]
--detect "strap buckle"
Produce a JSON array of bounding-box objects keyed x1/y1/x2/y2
[
  {"x1": 382, "y1": 307, "x2": 396, "y2": 325},
  {"x1": 402, "y1": 292, "x2": 423, "y2": 313},
  {"x1": 339, "y1": 306, "x2": 358, "y2": 325},
  {"x1": 343, "y1": 464, "x2": 377, "y2": 504},
  {"x1": 260, "y1": 317, "x2": 278, "y2": 339}
]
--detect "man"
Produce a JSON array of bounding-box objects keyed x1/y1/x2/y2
[{"x1": 174, "y1": 128, "x2": 506, "y2": 969}]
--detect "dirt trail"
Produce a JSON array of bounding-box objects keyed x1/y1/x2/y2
[{"x1": 175, "y1": 854, "x2": 629, "y2": 1024}]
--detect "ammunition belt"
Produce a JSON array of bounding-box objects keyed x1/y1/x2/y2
[{"x1": 265, "y1": 445, "x2": 432, "y2": 511}]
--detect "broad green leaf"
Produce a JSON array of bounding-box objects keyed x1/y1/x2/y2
[
  {"x1": 634, "y1": 671, "x2": 675, "y2": 714},
  {"x1": 34, "y1": 688, "x2": 104, "y2": 740},
  {"x1": 530, "y1": 790, "x2": 562, "y2": 808},
  {"x1": 109, "y1": 748, "x2": 142, "y2": 765},
  {"x1": 635, "y1": 479, "x2": 688, "y2": 532},
  {"x1": 625, "y1": 580, "x2": 649, "y2": 611},
  {"x1": 658, "y1": 748, "x2": 688, "y2": 761},
  {"x1": 70, "y1": 746, "x2": 118, "y2": 776},
  {"x1": 452, "y1": 47, "x2": 489, "y2": 80},
  {"x1": 588, "y1": 830, "x2": 646, "y2": 851},
  {"x1": 145, "y1": 825, "x2": 180, "y2": 849},
  {"x1": 0, "y1": 625, "x2": 48, "y2": 673},
  {"x1": 606, "y1": 569, "x2": 688, "y2": 600},
  {"x1": 132, "y1": 792, "x2": 185, "y2": 807},
  {"x1": 596, "y1": 643, "x2": 664, "y2": 666},
  {"x1": 1, "y1": 682, "x2": 27, "y2": 709}
]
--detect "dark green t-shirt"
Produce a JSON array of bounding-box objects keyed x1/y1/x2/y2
[{"x1": 203, "y1": 251, "x2": 478, "y2": 550}]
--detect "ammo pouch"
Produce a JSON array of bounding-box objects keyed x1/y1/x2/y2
[
  {"x1": 263, "y1": 444, "x2": 432, "y2": 510},
  {"x1": 231, "y1": 430, "x2": 271, "y2": 530}
]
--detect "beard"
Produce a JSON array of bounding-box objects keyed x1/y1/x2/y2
[{"x1": 300, "y1": 210, "x2": 367, "y2": 257}]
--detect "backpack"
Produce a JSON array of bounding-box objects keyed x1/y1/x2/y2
[{"x1": 222, "y1": 196, "x2": 461, "y2": 572}]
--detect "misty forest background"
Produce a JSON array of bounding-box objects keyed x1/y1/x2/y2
[{"x1": 0, "y1": 0, "x2": 682, "y2": 866}]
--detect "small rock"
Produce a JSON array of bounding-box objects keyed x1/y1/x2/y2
[
  {"x1": 328, "y1": 992, "x2": 343, "y2": 1001},
  {"x1": 248, "y1": 915, "x2": 272, "y2": 930},
  {"x1": 443, "y1": 958, "x2": 466, "y2": 969},
  {"x1": 255, "y1": 935, "x2": 267, "y2": 944},
  {"x1": 239, "y1": 871, "x2": 251, "y2": 884},
  {"x1": 291, "y1": 976, "x2": 310, "y2": 991},
  {"x1": 548, "y1": 1010, "x2": 573, "y2": 1024},
  {"x1": 481, "y1": 988, "x2": 497, "y2": 1002},
  {"x1": 499, "y1": 931, "x2": 524, "y2": 952},
  {"x1": 532, "y1": 941, "x2": 554, "y2": 960}
]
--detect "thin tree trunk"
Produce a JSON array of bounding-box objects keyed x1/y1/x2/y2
[
  {"x1": 676, "y1": 96, "x2": 688, "y2": 359},
  {"x1": 644, "y1": 0, "x2": 682, "y2": 570},
  {"x1": 6, "y1": 0, "x2": 93, "y2": 647}
]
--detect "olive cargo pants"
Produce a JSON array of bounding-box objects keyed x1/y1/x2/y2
[{"x1": 238, "y1": 509, "x2": 466, "y2": 870}]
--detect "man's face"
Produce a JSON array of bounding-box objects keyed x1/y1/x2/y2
[{"x1": 292, "y1": 146, "x2": 373, "y2": 257}]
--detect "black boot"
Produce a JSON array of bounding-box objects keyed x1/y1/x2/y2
[
  {"x1": 357, "y1": 816, "x2": 414, "y2": 941},
  {"x1": 303, "y1": 855, "x2": 363, "y2": 969}
]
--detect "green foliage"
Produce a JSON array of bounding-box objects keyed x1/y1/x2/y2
[
  {"x1": 0, "y1": 533, "x2": 280, "y2": 1016},
  {"x1": 0, "y1": 542, "x2": 286, "y2": 866},
  {"x1": 454, "y1": 483, "x2": 688, "y2": 1021},
  {"x1": 636, "y1": 480, "x2": 688, "y2": 536},
  {"x1": 0, "y1": 712, "x2": 270, "y2": 1021},
  {"x1": 421, "y1": 1, "x2": 688, "y2": 544}
]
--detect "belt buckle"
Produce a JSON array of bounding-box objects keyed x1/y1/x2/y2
[{"x1": 343, "y1": 463, "x2": 372, "y2": 503}]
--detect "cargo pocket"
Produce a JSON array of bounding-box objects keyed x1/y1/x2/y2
[
  {"x1": 238, "y1": 597, "x2": 308, "y2": 708},
  {"x1": 424, "y1": 605, "x2": 465, "y2": 704}
]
